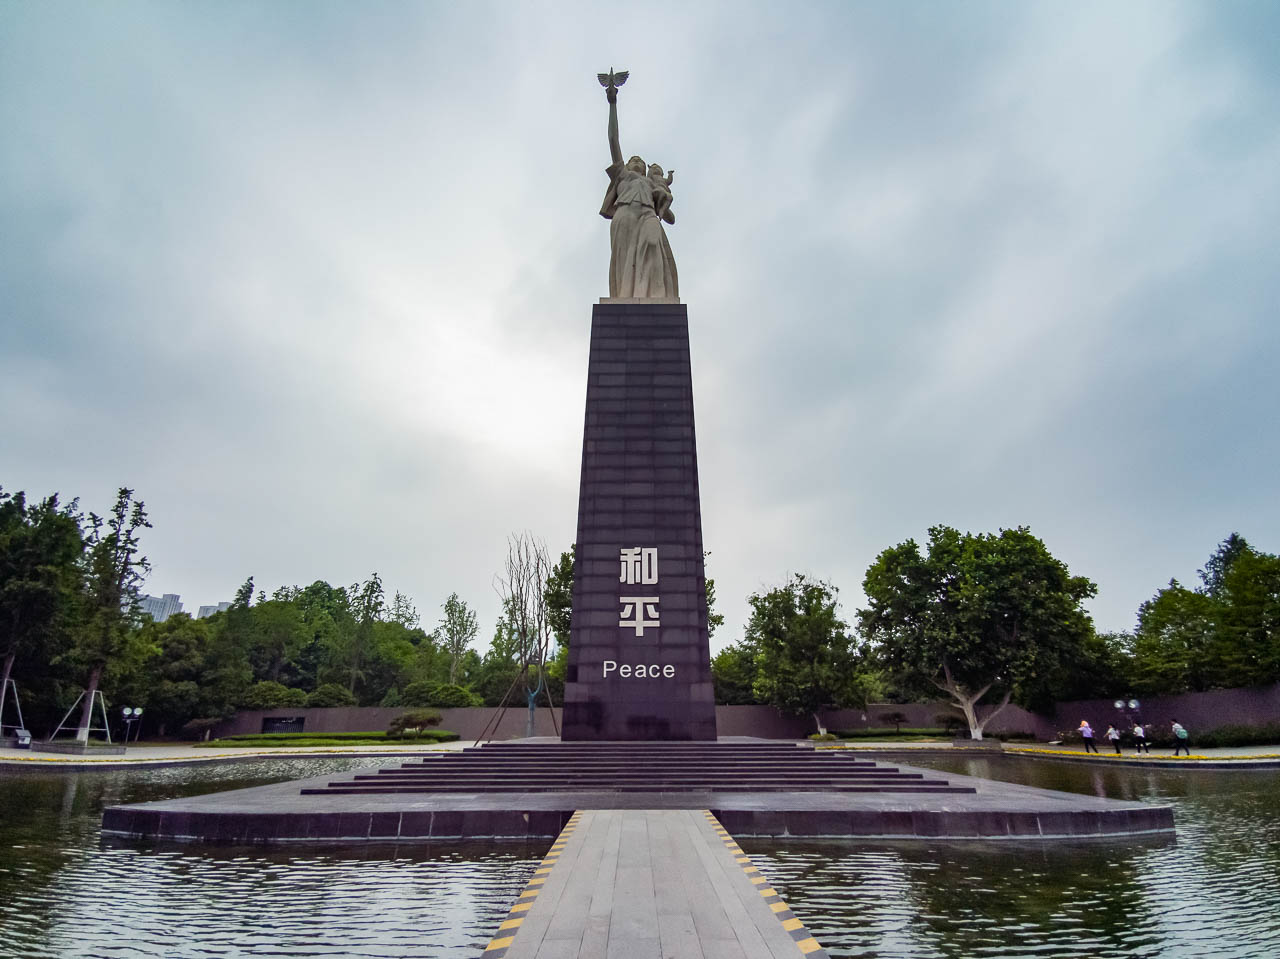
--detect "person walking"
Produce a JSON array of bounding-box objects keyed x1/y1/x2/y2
[
  {"x1": 1171, "y1": 720, "x2": 1191, "y2": 756},
  {"x1": 1132, "y1": 723, "x2": 1150, "y2": 754},
  {"x1": 1079, "y1": 720, "x2": 1099, "y2": 754},
  {"x1": 1105, "y1": 725, "x2": 1122, "y2": 755}
]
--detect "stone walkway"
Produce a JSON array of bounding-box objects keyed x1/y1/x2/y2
[{"x1": 488, "y1": 809, "x2": 825, "y2": 959}]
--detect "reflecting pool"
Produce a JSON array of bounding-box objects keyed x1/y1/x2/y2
[
  {"x1": 746, "y1": 756, "x2": 1280, "y2": 959},
  {"x1": 3, "y1": 754, "x2": 1278, "y2": 958},
  {"x1": 0, "y1": 758, "x2": 542, "y2": 958}
]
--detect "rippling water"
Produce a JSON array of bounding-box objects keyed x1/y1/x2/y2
[
  {"x1": 4, "y1": 755, "x2": 1279, "y2": 958},
  {"x1": 0, "y1": 758, "x2": 543, "y2": 958},
  {"x1": 745, "y1": 756, "x2": 1280, "y2": 959}
]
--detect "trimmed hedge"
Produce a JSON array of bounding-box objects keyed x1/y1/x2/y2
[
  {"x1": 835, "y1": 727, "x2": 1038, "y2": 742},
  {"x1": 1057, "y1": 722, "x2": 1280, "y2": 749},
  {"x1": 213, "y1": 730, "x2": 457, "y2": 742},
  {"x1": 197, "y1": 730, "x2": 459, "y2": 748},
  {"x1": 306, "y1": 683, "x2": 358, "y2": 708},
  {"x1": 401, "y1": 681, "x2": 483, "y2": 708},
  {"x1": 241, "y1": 681, "x2": 307, "y2": 710},
  {"x1": 1190, "y1": 723, "x2": 1280, "y2": 748},
  {"x1": 835, "y1": 727, "x2": 951, "y2": 739}
]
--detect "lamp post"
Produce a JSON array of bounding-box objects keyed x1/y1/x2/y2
[
  {"x1": 121, "y1": 706, "x2": 143, "y2": 744},
  {"x1": 1113, "y1": 698, "x2": 1141, "y2": 734}
]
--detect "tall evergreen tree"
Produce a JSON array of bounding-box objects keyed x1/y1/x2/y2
[
  {"x1": 0, "y1": 490, "x2": 84, "y2": 728},
  {"x1": 67, "y1": 488, "x2": 151, "y2": 741}
]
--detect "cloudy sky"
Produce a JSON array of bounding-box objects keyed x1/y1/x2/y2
[{"x1": 3, "y1": 1, "x2": 1277, "y2": 649}]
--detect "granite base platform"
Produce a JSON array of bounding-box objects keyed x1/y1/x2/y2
[{"x1": 101, "y1": 759, "x2": 1174, "y2": 844}]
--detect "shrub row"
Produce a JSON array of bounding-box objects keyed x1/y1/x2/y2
[
  {"x1": 214, "y1": 731, "x2": 418, "y2": 742},
  {"x1": 1058, "y1": 721, "x2": 1280, "y2": 749},
  {"x1": 197, "y1": 729, "x2": 459, "y2": 748},
  {"x1": 834, "y1": 727, "x2": 1038, "y2": 742},
  {"x1": 835, "y1": 727, "x2": 950, "y2": 739}
]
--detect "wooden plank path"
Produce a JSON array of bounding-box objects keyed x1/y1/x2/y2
[{"x1": 484, "y1": 809, "x2": 827, "y2": 959}]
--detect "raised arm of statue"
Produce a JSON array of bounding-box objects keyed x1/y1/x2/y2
[
  {"x1": 598, "y1": 68, "x2": 628, "y2": 167},
  {"x1": 607, "y1": 95, "x2": 622, "y2": 167}
]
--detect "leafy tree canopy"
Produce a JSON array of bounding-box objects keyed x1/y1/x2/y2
[
  {"x1": 1133, "y1": 535, "x2": 1280, "y2": 692},
  {"x1": 748, "y1": 574, "x2": 868, "y2": 733},
  {"x1": 242, "y1": 680, "x2": 307, "y2": 710},
  {"x1": 306, "y1": 682, "x2": 358, "y2": 708},
  {"x1": 711, "y1": 641, "x2": 757, "y2": 705},
  {"x1": 859, "y1": 525, "x2": 1096, "y2": 739}
]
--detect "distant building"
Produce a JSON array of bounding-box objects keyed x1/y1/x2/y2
[
  {"x1": 138, "y1": 593, "x2": 183, "y2": 622},
  {"x1": 196, "y1": 602, "x2": 232, "y2": 619}
]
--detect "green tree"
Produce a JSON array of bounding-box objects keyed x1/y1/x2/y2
[
  {"x1": 426, "y1": 682, "x2": 482, "y2": 707},
  {"x1": 134, "y1": 613, "x2": 250, "y2": 735},
  {"x1": 1130, "y1": 536, "x2": 1280, "y2": 694},
  {"x1": 66, "y1": 488, "x2": 151, "y2": 742},
  {"x1": 474, "y1": 608, "x2": 523, "y2": 706},
  {"x1": 387, "y1": 708, "x2": 441, "y2": 736},
  {"x1": 402, "y1": 679, "x2": 480, "y2": 707},
  {"x1": 1129, "y1": 534, "x2": 1280, "y2": 693},
  {"x1": 0, "y1": 490, "x2": 84, "y2": 728},
  {"x1": 242, "y1": 680, "x2": 307, "y2": 709},
  {"x1": 1216, "y1": 548, "x2": 1280, "y2": 686},
  {"x1": 345, "y1": 574, "x2": 385, "y2": 694},
  {"x1": 1038, "y1": 629, "x2": 1134, "y2": 704},
  {"x1": 544, "y1": 546, "x2": 575, "y2": 649},
  {"x1": 438, "y1": 592, "x2": 478, "y2": 685},
  {"x1": 705, "y1": 555, "x2": 725, "y2": 640},
  {"x1": 216, "y1": 575, "x2": 258, "y2": 680},
  {"x1": 357, "y1": 619, "x2": 422, "y2": 705},
  {"x1": 1131, "y1": 581, "x2": 1214, "y2": 694},
  {"x1": 748, "y1": 574, "x2": 867, "y2": 734},
  {"x1": 307, "y1": 682, "x2": 358, "y2": 707},
  {"x1": 859, "y1": 525, "x2": 1096, "y2": 740},
  {"x1": 711, "y1": 641, "x2": 758, "y2": 705},
  {"x1": 247, "y1": 599, "x2": 308, "y2": 684},
  {"x1": 388, "y1": 590, "x2": 420, "y2": 629},
  {"x1": 1198, "y1": 533, "x2": 1251, "y2": 599},
  {"x1": 292, "y1": 579, "x2": 354, "y2": 690}
]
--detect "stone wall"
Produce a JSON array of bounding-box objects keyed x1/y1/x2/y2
[
  {"x1": 819, "y1": 703, "x2": 1057, "y2": 740},
  {"x1": 212, "y1": 684, "x2": 1280, "y2": 742},
  {"x1": 215, "y1": 706, "x2": 564, "y2": 741},
  {"x1": 1055, "y1": 683, "x2": 1280, "y2": 737},
  {"x1": 214, "y1": 702, "x2": 1055, "y2": 741}
]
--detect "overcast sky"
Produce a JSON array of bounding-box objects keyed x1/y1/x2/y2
[{"x1": 3, "y1": 1, "x2": 1277, "y2": 650}]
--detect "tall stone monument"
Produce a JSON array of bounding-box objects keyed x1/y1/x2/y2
[{"x1": 561, "y1": 71, "x2": 718, "y2": 740}]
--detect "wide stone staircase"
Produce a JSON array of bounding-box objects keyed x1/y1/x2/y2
[{"x1": 300, "y1": 741, "x2": 975, "y2": 795}]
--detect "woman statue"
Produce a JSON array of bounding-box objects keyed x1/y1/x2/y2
[{"x1": 598, "y1": 75, "x2": 679, "y2": 298}]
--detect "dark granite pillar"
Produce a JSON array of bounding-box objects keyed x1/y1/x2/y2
[{"x1": 561, "y1": 302, "x2": 717, "y2": 740}]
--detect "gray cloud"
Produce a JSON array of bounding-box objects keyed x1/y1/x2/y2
[{"x1": 2, "y1": 1, "x2": 1277, "y2": 644}]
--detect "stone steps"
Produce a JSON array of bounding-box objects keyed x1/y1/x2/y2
[
  {"x1": 302, "y1": 741, "x2": 975, "y2": 797},
  {"x1": 303, "y1": 783, "x2": 971, "y2": 795}
]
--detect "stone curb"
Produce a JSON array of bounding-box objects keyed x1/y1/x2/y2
[
  {"x1": 1005, "y1": 748, "x2": 1280, "y2": 769},
  {"x1": 704, "y1": 810, "x2": 829, "y2": 957},
  {"x1": 0, "y1": 747, "x2": 455, "y2": 770},
  {"x1": 481, "y1": 810, "x2": 584, "y2": 957}
]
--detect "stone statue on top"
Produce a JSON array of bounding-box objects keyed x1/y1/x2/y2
[{"x1": 598, "y1": 69, "x2": 679, "y2": 299}]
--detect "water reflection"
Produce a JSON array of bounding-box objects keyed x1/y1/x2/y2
[
  {"x1": 746, "y1": 757, "x2": 1280, "y2": 958},
  {"x1": 0, "y1": 759, "x2": 542, "y2": 958},
  {"x1": 5, "y1": 756, "x2": 1279, "y2": 958}
]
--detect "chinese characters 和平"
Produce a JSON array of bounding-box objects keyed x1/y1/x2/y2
[{"x1": 619, "y1": 546, "x2": 659, "y2": 636}]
